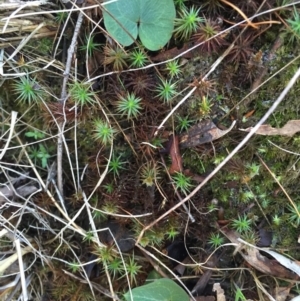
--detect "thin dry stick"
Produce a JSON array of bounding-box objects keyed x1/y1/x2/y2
[
  {"x1": 0, "y1": 111, "x2": 17, "y2": 160},
  {"x1": 136, "y1": 66, "x2": 300, "y2": 245},
  {"x1": 104, "y1": 264, "x2": 117, "y2": 301},
  {"x1": 138, "y1": 247, "x2": 169, "y2": 278},
  {"x1": 57, "y1": 5, "x2": 84, "y2": 195},
  {"x1": 220, "y1": 0, "x2": 258, "y2": 29},
  {"x1": 83, "y1": 191, "x2": 100, "y2": 245},
  {"x1": 224, "y1": 19, "x2": 280, "y2": 27},
  {"x1": 15, "y1": 239, "x2": 28, "y2": 301},
  {"x1": 257, "y1": 154, "x2": 300, "y2": 217},
  {"x1": 268, "y1": 140, "x2": 300, "y2": 156}
]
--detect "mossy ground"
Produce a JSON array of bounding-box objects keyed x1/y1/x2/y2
[{"x1": 1, "y1": 1, "x2": 300, "y2": 300}]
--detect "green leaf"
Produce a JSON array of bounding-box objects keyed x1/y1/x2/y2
[
  {"x1": 25, "y1": 130, "x2": 45, "y2": 140},
  {"x1": 103, "y1": 0, "x2": 175, "y2": 51},
  {"x1": 124, "y1": 278, "x2": 189, "y2": 301},
  {"x1": 145, "y1": 269, "x2": 162, "y2": 283}
]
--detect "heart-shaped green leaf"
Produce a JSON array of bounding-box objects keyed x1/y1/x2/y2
[
  {"x1": 123, "y1": 278, "x2": 189, "y2": 301},
  {"x1": 103, "y1": 0, "x2": 175, "y2": 51}
]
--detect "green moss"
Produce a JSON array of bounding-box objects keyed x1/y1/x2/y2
[{"x1": 26, "y1": 37, "x2": 53, "y2": 55}]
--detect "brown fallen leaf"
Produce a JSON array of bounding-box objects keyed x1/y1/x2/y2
[
  {"x1": 220, "y1": 226, "x2": 300, "y2": 281},
  {"x1": 168, "y1": 135, "x2": 183, "y2": 175},
  {"x1": 180, "y1": 120, "x2": 236, "y2": 148},
  {"x1": 240, "y1": 120, "x2": 300, "y2": 137},
  {"x1": 243, "y1": 247, "x2": 300, "y2": 280}
]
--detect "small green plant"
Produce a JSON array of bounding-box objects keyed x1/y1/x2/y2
[
  {"x1": 172, "y1": 172, "x2": 193, "y2": 194},
  {"x1": 256, "y1": 191, "x2": 270, "y2": 209},
  {"x1": 35, "y1": 38, "x2": 53, "y2": 55},
  {"x1": 232, "y1": 215, "x2": 252, "y2": 234},
  {"x1": 92, "y1": 209, "x2": 104, "y2": 222},
  {"x1": 13, "y1": 76, "x2": 43, "y2": 105},
  {"x1": 243, "y1": 230, "x2": 258, "y2": 245},
  {"x1": 174, "y1": 6, "x2": 204, "y2": 41},
  {"x1": 151, "y1": 137, "x2": 163, "y2": 148},
  {"x1": 165, "y1": 60, "x2": 182, "y2": 78},
  {"x1": 174, "y1": 0, "x2": 187, "y2": 9},
  {"x1": 213, "y1": 155, "x2": 225, "y2": 165},
  {"x1": 207, "y1": 202, "x2": 217, "y2": 212},
  {"x1": 240, "y1": 190, "x2": 255, "y2": 203},
  {"x1": 193, "y1": 19, "x2": 225, "y2": 54},
  {"x1": 94, "y1": 246, "x2": 115, "y2": 264},
  {"x1": 208, "y1": 233, "x2": 224, "y2": 248},
  {"x1": 132, "y1": 222, "x2": 164, "y2": 247},
  {"x1": 234, "y1": 285, "x2": 247, "y2": 301},
  {"x1": 25, "y1": 130, "x2": 45, "y2": 140},
  {"x1": 69, "y1": 81, "x2": 96, "y2": 107},
  {"x1": 140, "y1": 162, "x2": 160, "y2": 187},
  {"x1": 93, "y1": 119, "x2": 116, "y2": 145},
  {"x1": 124, "y1": 254, "x2": 142, "y2": 286},
  {"x1": 176, "y1": 115, "x2": 194, "y2": 132},
  {"x1": 30, "y1": 145, "x2": 51, "y2": 168},
  {"x1": 133, "y1": 222, "x2": 150, "y2": 247},
  {"x1": 55, "y1": 11, "x2": 68, "y2": 23},
  {"x1": 286, "y1": 7, "x2": 300, "y2": 43},
  {"x1": 246, "y1": 162, "x2": 260, "y2": 178},
  {"x1": 103, "y1": 182, "x2": 114, "y2": 194},
  {"x1": 101, "y1": 201, "x2": 119, "y2": 215},
  {"x1": 287, "y1": 203, "x2": 300, "y2": 227},
  {"x1": 272, "y1": 214, "x2": 281, "y2": 226},
  {"x1": 29, "y1": 147, "x2": 39, "y2": 166},
  {"x1": 155, "y1": 79, "x2": 177, "y2": 103},
  {"x1": 261, "y1": 198, "x2": 271, "y2": 209},
  {"x1": 116, "y1": 92, "x2": 142, "y2": 119},
  {"x1": 219, "y1": 190, "x2": 231, "y2": 203},
  {"x1": 144, "y1": 229, "x2": 165, "y2": 246},
  {"x1": 80, "y1": 34, "x2": 101, "y2": 57},
  {"x1": 103, "y1": 45, "x2": 128, "y2": 71},
  {"x1": 107, "y1": 258, "x2": 124, "y2": 279},
  {"x1": 138, "y1": 236, "x2": 151, "y2": 248},
  {"x1": 199, "y1": 95, "x2": 213, "y2": 117},
  {"x1": 216, "y1": 94, "x2": 224, "y2": 102},
  {"x1": 68, "y1": 260, "x2": 80, "y2": 273},
  {"x1": 108, "y1": 154, "x2": 126, "y2": 176},
  {"x1": 129, "y1": 48, "x2": 148, "y2": 68},
  {"x1": 165, "y1": 226, "x2": 179, "y2": 241},
  {"x1": 37, "y1": 145, "x2": 51, "y2": 168},
  {"x1": 103, "y1": 0, "x2": 175, "y2": 50},
  {"x1": 83, "y1": 230, "x2": 94, "y2": 244}
]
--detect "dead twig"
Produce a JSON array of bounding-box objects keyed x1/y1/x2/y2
[{"x1": 57, "y1": 4, "x2": 84, "y2": 196}]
